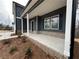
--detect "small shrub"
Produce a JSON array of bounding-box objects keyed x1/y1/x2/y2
[
  {"x1": 2, "y1": 40, "x2": 10, "y2": 45},
  {"x1": 9, "y1": 46, "x2": 17, "y2": 54},
  {"x1": 25, "y1": 48, "x2": 32, "y2": 55},
  {"x1": 17, "y1": 32, "x2": 22, "y2": 38},
  {"x1": 18, "y1": 35, "x2": 21, "y2": 38},
  {"x1": 24, "y1": 48, "x2": 32, "y2": 59},
  {"x1": 22, "y1": 36, "x2": 27, "y2": 43}
]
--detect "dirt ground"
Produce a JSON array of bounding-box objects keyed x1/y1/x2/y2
[
  {"x1": 73, "y1": 38, "x2": 79, "y2": 59},
  {"x1": 0, "y1": 36, "x2": 55, "y2": 59}
]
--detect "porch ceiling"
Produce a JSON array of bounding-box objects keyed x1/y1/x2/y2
[
  {"x1": 25, "y1": 0, "x2": 66, "y2": 19},
  {"x1": 21, "y1": 0, "x2": 38, "y2": 17}
]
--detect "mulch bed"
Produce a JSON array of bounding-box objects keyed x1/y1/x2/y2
[
  {"x1": 73, "y1": 39, "x2": 79, "y2": 59},
  {"x1": 0, "y1": 36, "x2": 55, "y2": 59}
]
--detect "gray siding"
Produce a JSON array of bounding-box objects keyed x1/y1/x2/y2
[
  {"x1": 29, "y1": 7, "x2": 66, "y2": 33},
  {"x1": 38, "y1": 17, "x2": 44, "y2": 31},
  {"x1": 23, "y1": 18, "x2": 27, "y2": 32},
  {"x1": 15, "y1": 4, "x2": 24, "y2": 17},
  {"x1": 38, "y1": 6, "x2": 66, "y2": 33},
  {"x1": 16, "y1": 18, "x2": 21, "y2": 34},
  {"x1": 25, "y1": 6, "x2": 66, "y2": 38},
  {"x1": 14, "y1": 3, "x2": 24, "y2": 34},
  {"x1": 29, "y1": 17, "x2": 37, "y2": 31}
]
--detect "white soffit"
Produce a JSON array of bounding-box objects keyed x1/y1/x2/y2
[
  {"x1": 29, "y1": 0, "x2": 66, "y2": 19},
  {"x1": 21, "y1": 0, "x2": 38, "y2": 17}
]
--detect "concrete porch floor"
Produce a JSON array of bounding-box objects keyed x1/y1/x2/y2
[{"x1": 23, "y1": 33, "x2": 66, "y2": 59}]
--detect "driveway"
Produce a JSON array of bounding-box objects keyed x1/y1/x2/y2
[{"x1": 0, "y1": 31, "x2": 16, "y2": 40}]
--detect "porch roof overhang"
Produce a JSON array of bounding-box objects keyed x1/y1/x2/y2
[
  {"x1": 21, "y1": 0, "x2": 66, "y2": 19},
  {"x1": 21, "y1": 0, "x2": 44, "y2": 17}
]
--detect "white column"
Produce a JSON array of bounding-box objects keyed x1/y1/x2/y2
[
  {"x1": 64, "y1": 0, "x2": 73, "y2": 57},
  {"x1": 27, "y1": 13, "x2": 29, "y2": 36},
  {"x1": 16, "y1": 17, "x2": 23, "y2": 34},
  {"x1": 14, "y1": 20, "x2": 16, "y2": 33},
  {"x1": 14, "y1": 17, "x2": 16, "y2": 34},
  {"x1": 21, "y1": 18, "x2": 23, "y2": 34}
]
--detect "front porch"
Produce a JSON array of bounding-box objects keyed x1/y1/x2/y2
[
  {"x1": 12, "y1": 0, "x2": 77, "y2": 58},
  {"x1": 23, "y1": 33, "x2": 66, "y2": 59}
]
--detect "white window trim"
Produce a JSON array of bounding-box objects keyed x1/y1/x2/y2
[
  {"x1": 44, "y1": 14, "x2": 59, "y2": 30},
  {"x1": 50, "y1": 15, "x2": 59, "y2": 30}
]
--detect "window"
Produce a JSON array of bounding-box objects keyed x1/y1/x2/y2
[
  {"x1": 51, "y1": 15, "x2": 59, "y2": 30},
  {"x1": 44, "y1": 18, "x2": 50, "y2": 29},
  {"x1": 44, "y1": 15, "x2": 59, "y2": 30}
]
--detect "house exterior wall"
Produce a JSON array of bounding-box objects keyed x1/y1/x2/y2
[
  {"x1": 16, "y1": 18, "x2": 21, "y2": 34},
  {"x1": 15, "y1": 4, "x2": 24, "y2": 17},
  {"x1": 23, "y1": 18, "x2": 27, "y2": 32},
  {"x1": 29, "y1": 6, "x2": 66, "y2": 38},
  {"x1": 14, "y1": 3, "x2": 24, "y2": 34},
  {"x1": 75, "y1": 2, "x2": 79, "y2": 38},
  {"x1": 38, "y1": 6, "x2": 66, "y2": 32},
  {"x1": 29, "y1": 17, "x2": 37, "y2": 33}
]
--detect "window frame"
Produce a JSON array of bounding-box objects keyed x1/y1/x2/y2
[
  {"x1": 44, "y1": 17, "x2": 51, "y2": 30},
  {"x1": 44, "y1": 14, "x2": 59, "y2": 30},
  {"x1": 50, "y1": 15, "x2": 59, "y2": 30}
]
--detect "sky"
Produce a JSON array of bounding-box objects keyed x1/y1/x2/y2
[
  {"x1": 0, "y1": 0, "x2": 29, "y2": 26},
  {"x1": 0, "y1": 0, "x2": 79, "y2": 27}
]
